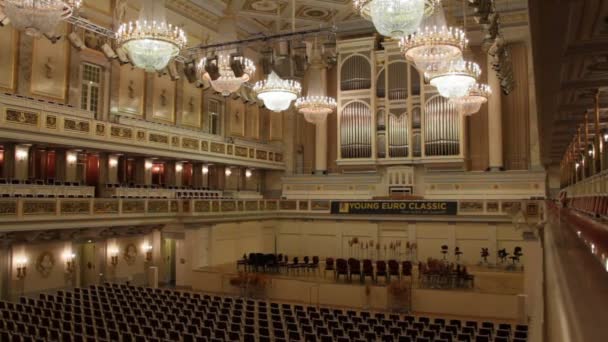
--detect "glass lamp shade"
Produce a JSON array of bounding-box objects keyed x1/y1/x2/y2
[
  {"x1": 3, "y1": 0, "x2": 80, "y2": 37},
  {"x1": 428, "y1": 60, "x2": 480, "y2": 99},
  {"x1": 122, "y1": 38, "x2": 180, "y2": 72},
  {"x1": 295, "y1": 96, "x2": 337, "y2": 124},
  {"x1": 450, "y1": 83, "x2": 491, "y2": 115},
  {"x1": 369, "y1": 0, "x2": 425, "y2": 38},
  {"x1": 253, "y1": 71, "x2": 301, "y2": 112},
  {"x1": 257, "y1": 91, "x2": 298, "y2": 112},
  {"x1": 208, "y1": 75, "x2": 250, "y2": 97}
]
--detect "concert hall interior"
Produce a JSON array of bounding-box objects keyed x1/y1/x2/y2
[{"x1": 0, "y1": 0, "x2": 607, "y2": 341}]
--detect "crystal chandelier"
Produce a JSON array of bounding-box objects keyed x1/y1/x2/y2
[
  {"x1": 353, "y1": 0, "x2": 439, "y2": 21},
  {"x1": 427, "y1": 59, "x2": 480, "y2": 99},
  {"x1": 369, "y1": 0, "x2": 425, "y2": 38},
  {"x1": 253, "y1": 71, "x2": 301, "y2": 112},
  {"x1": 450, "y1": 83, "x2": 491, "y2": 115},
  {"x1": 116, "y1": 0, "x2": 186, "y2": 72},
  {"x1": 295, "y1": 96, "x2": 337, "y2": 124},
  {"x1": 198, "y1": 53, "x2": 256, "y2": 97},
  {"x1": 1, "y1": 0, "x2": 81, "y2": 37},
  {"x1": 400, "y1": 5, "x2": 467, "y2": 72}
]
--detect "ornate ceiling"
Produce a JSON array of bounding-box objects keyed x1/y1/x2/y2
[{"x1": 529, "y1": 0, "x2": 608, "y2": 164}]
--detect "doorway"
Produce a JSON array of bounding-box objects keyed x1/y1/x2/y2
[
  {"x1": 79, "y1": 241, "x2": 100, "y2": 287},
  {"x1": 162, "y1": 238, "x2": 176, "y2": 286}
]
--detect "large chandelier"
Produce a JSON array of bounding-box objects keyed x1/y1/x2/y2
[
  {"x1": 427, "y1": 59, "x2": 480, "y2": 99},
  {"x1": 400, "y1": 26, "x2": 467, "y2": 72},
  {"x1": 295, "y1": 96, "x2": 337, "y2": 124},
  {"x1": 198, "y1": 53, "x2": 256, "y2": 97},
  {"x1": 116, "y1": 0, "x2": 186, "y2": 72},
  {"x1": 353, "y1": 0, "x2": 439, "y2": 21},
  {"x1": 1, "y1": 0, "x2": 81, "y2": 37},
  {"x1": 450, "y1": 83, "x2": 491, "y2": 115},
  {"x1": 253, "y1": 71, "x2": 301, "y2": 112}
]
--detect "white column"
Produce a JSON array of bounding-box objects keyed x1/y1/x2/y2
[
  {"x1": 304, "y1": 46, "x2": 330, "y2": 174},
  {"x1": 487, "y1": 53, "x2": 504, "y2": 171}
]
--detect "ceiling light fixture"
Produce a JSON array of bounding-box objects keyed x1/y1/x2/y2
[
  {"x1": 449, "y1": 83, "x2": 491, "y2": 115},
  {"x1": 253, "y1": 71, "x2": 301, "y2": 112},
  {"x1": 1, "y1": 0, "x2": 81, "y2": 37},
  {"x1": 198, "y1": 53, "x2": 255, "y2": 97},
  {"x1": 400, "y1": 4, "x2": 467, "y2": 73},
  {"x1": 295, "y1": 96, "x2": 337, "y2": 124},
  {"x1": 116, "y1": 0, "x2": 186, "y2": 72},
  {"x1": 427, "y1": 59, "x2": 480, "y2": 99}
]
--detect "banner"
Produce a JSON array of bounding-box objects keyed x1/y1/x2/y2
[{"x1": 330, "y1": 201, "x2": 458, "y2": 215}]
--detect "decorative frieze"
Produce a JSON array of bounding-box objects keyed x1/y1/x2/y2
[
  {"x1": 227, "y1": 145, "x2": 233, "y2": 155},
  {"x1": 95, "y1": 123, "x2": 106, "y2": 136},
  {"x1": 110, "y1": 126, "x2": 133, "y2": 139},
  {"x1": 46, "y1": 115, "x2": 57, "y2": 129},
  {"x1": 299, "y1": 201, "x2": 309, "y2": 211},
  {"x1": 64, "y1": 119, "x2": 90, "y2": 133},
  {"x1": 265, "y1": 200, "x2": 278, "y2": 210},
  {"x1": 211, "y1": 142, "x2": 226, "y2": 154},
  {"x1": 311, "y1": 200, "x2": 331, "y2": 211},
  {"x1": 23, "y1": 201, "x2": 55, "y2": 215},
  {"x1": 0, "y1": 202, "x2": 17, "y2": 215},
  {"x1": 201, "y1": 141, "x2": 209, "y2": 151},
  {"x1": 280, "y1": 200, "x2": 297, "y2": 210},
  {"x1": 137, "y1": 131, "x2": 146, "y2": 141},
  {"x1": 502, "y1": 201, "x2": 521, "y2": 213},
  {"x1": 170, "y1": 201, "x2": 179, "y2": 213},
  {"x1": 94, "y1": 200, "x2": 119, "y2": 214},
  {"x1": 459, "y1": 201, "x2": 484, "y2": 212},
  {"x1": 182, "y1": 138, "x2": 199, "y2": 150},
  {"x1": 221, "y1": 201, "x2": 236, "y2": 212},
  {"x1": 60, "y1": 201, "x2": 90, "y2": 215},
  {"x1": 171, "y1": 136, "x2": 179, "y2": 147},
  {"x1": 235, "y1": 146, "x2": 248, "y2": 157},
  {"x1": 148, "y1": 200, "x2": 169, "y2": 213},
  {"x1": 245, "y1": 201, "x2": 258, "y2": 211},
  {"x1": 149, "y1": 133, "x2": 169, "y2": 144},
  {"x1": 122, "y1": 200, "x2": 145, "y2": 213},
  {"x1": 194, "y1": 201, "x2": 211, "y2": 212},
  {"x1": 256, "y1": 150, "x2": 268, "y2": 160},
  {"x1": 6, "y1": 109, "x2": 39, "y2": 126}
]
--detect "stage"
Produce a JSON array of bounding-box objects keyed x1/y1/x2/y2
[{"x1": 189, "y1": 262, "x2": 525, "y2": 321}]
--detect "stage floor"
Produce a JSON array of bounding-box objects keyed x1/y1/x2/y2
[{"x1": 199, "y1": 262, "x2": 525, "y2": 296}]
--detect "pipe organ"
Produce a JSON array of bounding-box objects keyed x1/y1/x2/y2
[
  {"x1": 340, "y1": 102, "x2": 373, "y2": 158},
  {"x1": 424, "y1": 96, "x2": 460, "y2": 156},
  {"x1": 337, "y1": 37, "x2": 465, "y2": 167}
]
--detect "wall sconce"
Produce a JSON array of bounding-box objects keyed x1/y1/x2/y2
[
  {"x1": 175, "y1": 163, "x2": 183, "y2": 172},
  {"x1": 588, "y1": 144, "x2": 595, "y2": 158},
  {"x1": 109, "y1": 157, "x2": 118, "y2": 167},
  {"x1": 108, "y1": 246, "x2": 119, "y2": 267},
  {"x1": 15, "y1": 149, "x2": 28, "y2": 161},
  {"x1": 202, "y1": 165, "x2": 209, "y2": 174},
  {"x1": 15, "y1": 256, "x2": 27, "y2": 280},
  {"x1": 225, "y1": 168, "x2": 232, "y2": 176},
  {"x1": 604, "y1": 133, "x2": 608, "y2": 143},
  {"x1": 575, "y1": 162, "x2": 580, "y2": 169},
  {"x1": 245, "y1": 169, "x2": 253, "y2": 178},
  {"x1": 62, "y1": 250, "x2": 76, "y2": 274},
  {"x1": 144, "y1": 161, "x2": 153, "y2": 170},
  {"x1": 67, "y1": 153, "x2": 77, "y2": 164},
  {"x1": 141, "y1": 243, "x2": 153, "y2": 262}
]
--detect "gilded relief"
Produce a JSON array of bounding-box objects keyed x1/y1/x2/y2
[
  {"x1": 64, "y1": 119, "x2": 90, "y2": 133},
  {"x1": 194, "y1": 201, "x2": 211, "y2": 212},
  {"x1": 182, "y1": 138, "x2": 199, "y2": 150},
  {"x1": 459, "y1": 201, "x2": 484, "y2": 212},
  {"x1": 94, "y1": 200, "x2": 119, "y2": 214},
  {"x1": 6, "y1": 109, "x2": 39, "y2": 126},
  {"x1": 149, "y1": 133, "x2": 169, "y2": 144},
  {"x1": 152, "y1": 74, "x2": 176, "y2": 123},
  {"x1": 46, "y1": 116, "x2": 57, "y2": 129},
  {"x1": 61, "y1": 201, "x2": 90, "y2": 214},
  {"x1": 0, "y1": 202, "x2": 17, "y2": 215},
  {"x1": 181, "y1": 81, "x2": 202, "y2": 128},
  {"x1": 229, "y1": 99, "x2": 246, "y2": 136},
  {"x1": 118, "y1": 66, "x2": 145, "y2": 115},
  {"x1": 31, "y1": 23, "x2": 69, "y2": 100},
  {"x1": 148, "y1": 200, "x2": 169, "y2": 213},
  {"x1": 122, "y1": 200, "x2": 145, "y2": 213}
]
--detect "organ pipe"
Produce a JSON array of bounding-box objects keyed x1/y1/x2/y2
[
  {"x1": 388, "y1": 112, "x2": 409, "y2": 157},
  {"x1": 424, "y1": 96, "x2": 460, "y2": 156},
  {"x1": 340, "y1": 102, "x2": 372, "y2": 158}
]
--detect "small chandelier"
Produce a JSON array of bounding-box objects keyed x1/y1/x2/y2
[
  {"x1": 400, "y1": 25, "x2": 467, "y2": 72},
  {"x1": 198, "y1": 53, "x2": 256, "y2": 97},
  {"x1": 253, "y1": 71, "x2": 301, "y2": 112},
  {"x1": 450, "y1": 83, "x2": 491, "y2": 115},
  {"x1": 295, "y1": 96, "x2": 337, "y2": 124},
  {"x1": 1, "y1": 0, "x2": 81, "y2": 37},
  {"x1": 427, "y1": 59, "x2": 480, "y2": 99},
  {"x1": 116, "y1": 0, "x2": 186, "y2": 72}
]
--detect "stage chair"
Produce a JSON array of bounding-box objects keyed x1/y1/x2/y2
[
  {"x1": 362, "y1": 259, "x2": 374, "y2": 281},
  {"x1": 336, "y1": 259, "x2": 348, "y2": 280},
  {"x1": 324, "y1": 258, "x2": 335, "y2": 277},
  {"x1": 376, "y1": 260, "x2": 388, "y2": 283},
  {"x1": 308, "y1": 256, "x2": 320, "y2": 273},
  {"x1": 348, "y1": 258, "x2": 362, "y2": 282},
  {"x1": 402, "y1": 261, "x2": 413, "y2": 277}
]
